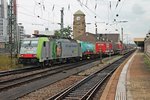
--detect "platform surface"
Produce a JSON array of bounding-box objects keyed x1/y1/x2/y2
[{"x1": 116, "y1": 51, "x2": 150, "y2": 100}]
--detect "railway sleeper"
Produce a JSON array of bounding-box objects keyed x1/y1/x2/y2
[
  {"x1": 64, "y1": 97, "x2": 81, "y2": 100},
  {"x1": 68, "y1": 93, "x2": 86, "y2": 96}
]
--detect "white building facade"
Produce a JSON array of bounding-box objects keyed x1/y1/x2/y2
[{"x1": 0, "y1": 0, "x2": 8, "y2": 49}]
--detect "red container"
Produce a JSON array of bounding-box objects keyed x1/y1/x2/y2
[
  {"x1": 95, "y1": 42, "x2": 106, "y2": 54},
  {"x1": 95, "y1": 42, "x2": 113, "y2": 54},
  {"x1": 117, "y1": 42, "x2": 123, "y2": 50}
]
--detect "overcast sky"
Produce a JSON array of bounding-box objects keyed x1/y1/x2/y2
[{"x1": 17, "y1": 0, "x2": 150, "y2": 43}]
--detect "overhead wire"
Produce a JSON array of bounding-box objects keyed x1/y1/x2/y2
[
  {"x1": 17, "y1": 2, "x2": 59, "y2": 25},
  {"x1": 117, "y1": 0, "x2": 127, "y2": 15},
  {"x1": 18, "y1": 11, "x2": 55, "y2": 23},
  {"x1": 18, "y1": 0, "x2": 127, "y2": 33},
  {"x1": 76, "y1": 0, "x2": 98, "y2": 17}
]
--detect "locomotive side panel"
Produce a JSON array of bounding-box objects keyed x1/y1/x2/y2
[
  {"x1": 40, "y1": 41, "x2": 52, "y2": 62},
  {"x1": 61, "y1": 42, "x2": 80, "y2": 58}
]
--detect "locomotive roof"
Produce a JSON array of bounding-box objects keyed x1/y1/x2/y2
[
  {"x1": 22, "y1": 37, "x2": 39, "y2": 41},
  {"x1": 55, "y1": 39, "x2": 77, "y2": 43}
]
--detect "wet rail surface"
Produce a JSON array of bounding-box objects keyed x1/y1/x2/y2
[{"x1": 48, "y1": 51, "x2": 134, "y2": 100}]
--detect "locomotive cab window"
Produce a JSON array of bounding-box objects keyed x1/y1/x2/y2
[
  {"x1": 56, "y1": 42, "x2": 62, "y2": 57},
  {"x1": 43, "y1": 41, "x2": 46, "y2": 47}
]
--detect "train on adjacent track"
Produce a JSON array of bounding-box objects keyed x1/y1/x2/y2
[{"x1": 18, "y1": 36, "x2": 126, "y2": 66}]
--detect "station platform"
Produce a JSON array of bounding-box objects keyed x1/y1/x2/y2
[{"x1": 100, "y1": 50, "x2": 150, "y2": 100}]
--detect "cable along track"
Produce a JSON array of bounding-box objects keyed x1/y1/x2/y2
[{"x1": 48, "y1": 51, "x2": 133, "y2": 100}]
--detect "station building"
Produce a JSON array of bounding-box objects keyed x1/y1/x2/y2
[{"x1": 73, "y1": 10, "x2": 121, "y2": 44}]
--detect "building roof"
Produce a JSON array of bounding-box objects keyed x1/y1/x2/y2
[
  {"x1": 74, "y1": 32, "x2": 120, "y2": 43},
  {"x1": 98, "y1": 33, "x2": 120, "y2": 43},
  {"x1": 74, "y1": 10, "x2": 85, "y2": 15},
  {"x1": 134, "y1": 38, "x2": 144, "y2": 42},
  {"x1": 134, "y1": 38, "x2": 144, "y2": 47},
  {"x1": 74, "y1": 32, "x2": 96, "y2": 43}
]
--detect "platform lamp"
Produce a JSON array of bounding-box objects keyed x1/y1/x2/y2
[
  {"x1": 117, "y1": 20, "x2": 128, "y2": 54},
  {"x1": 96, "y1": 35, "x2": 103, "y2": 64},
  {"x1": 100, "y1": 37, "x2": 105, "y2": 64},
  {"x1": 109, "y1": 40, "x2": 112, "y2": 64}
]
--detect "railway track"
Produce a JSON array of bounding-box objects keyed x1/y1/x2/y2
[
  {"x1": 0, "y1": 57, "x2": 100, "y2": 78},
  {"x1": 47, "y1": 51, "x2": 134, "y2": 100},
  {"x1": 0, "y1": 53, "x2": 118, "y2": 78},
  {"x1": 0, "y1": 65, "x2": 40, "y2": 77},
  {"x1": 0, "y1": 59, "x2": 99, "y2": 92}
]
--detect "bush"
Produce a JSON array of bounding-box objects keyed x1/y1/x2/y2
[
  {"x1": 144, "y1": 55, "x2": 150, "y2": 68},
  {"x1": 0, "y1": 54, "x2": 19, "y2": 70}
]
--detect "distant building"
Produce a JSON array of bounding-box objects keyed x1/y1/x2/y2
[
  {"x1": 34, "y1": 30, "x2": 39, "y2": 35},
  {"x1": 72, "y1": 10, "x2": 120, "y2": 44},
  {"x1": 0, "y1": 0, "x2": 8, "y2": 49},
  {"x1": 73, "y1": 10, "x2": 86, "y2": 39},
  {"x1": 144, "y1": 32, "x2": 150, "y2": 54},
  {"x1": 17, "y1": 23, "x2": 31, "y2": 39},
  {"x1": 18, "y1": 23, "x2": 26, "y2": 40},
  {"x1": 33, "y1": 28, "x2": 55, "y2": 36},
  {"x1": 74, "y1": 32, "x2": 120, "y2": 44},
  {"x1": 97, "y1": 33, "x2": 120, "y2": 43}
]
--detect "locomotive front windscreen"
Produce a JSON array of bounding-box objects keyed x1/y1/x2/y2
[
  {"x1": 20, "y1": 40, "x2": 38, "y2": 54},
  {"x1": 21, "y1": 40, "x2": 38, "y2": 47}
]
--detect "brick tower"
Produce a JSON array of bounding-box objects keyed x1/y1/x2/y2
[{"x1": 73, "y1": 10, "x2": 86, "y2": 39}]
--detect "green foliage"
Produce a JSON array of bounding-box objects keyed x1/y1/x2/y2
[
  {"x1": 54, "y1": 30, "x2": 60, "y2": 37},
  {"x1": 0, "y1": 54, "x2": 22, "y2": 70},
  {"x1": 144, "y1": 55, "x2": 150, "y2": 68},
  {"x1": 54, "y1": 26, "x2": 72, "y2": 38}
]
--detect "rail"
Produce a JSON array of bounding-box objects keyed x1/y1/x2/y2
[{"x1": 47, "y1": 50, "x2": 134, "y2": 100}]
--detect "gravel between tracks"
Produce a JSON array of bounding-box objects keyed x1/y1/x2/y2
[
  {"x1": 0, "y1": 68, "x2": 49, "y2": 81},
  {"x1": 19, "y1": 75, "x2": 85, "y2": 100},
  {"x1": 19, "y1": 56, "x2": 121, "y2": 100}
]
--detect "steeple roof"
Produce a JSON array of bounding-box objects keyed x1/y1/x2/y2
[{"x1": 74, "y1": 10, "x2": 85, "y2": 15}]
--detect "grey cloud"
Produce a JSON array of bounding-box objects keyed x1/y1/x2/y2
[{"x1": 132, "y1": 4, "x2": 145, "y2": 15}]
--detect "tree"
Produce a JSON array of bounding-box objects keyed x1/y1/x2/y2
[
  {"x1": 54, "y1": 30, "x2": 61, "y2": 38},
  {"x1": 54, "y1": 26, "x2": 72, "y2": 38}
]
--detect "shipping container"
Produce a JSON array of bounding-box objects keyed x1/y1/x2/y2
[
  {"x1": 95, "y1": 42, "x2": 113, "y2": 55},
  {"x1": 78, "y1": 41, "x2": 95, "y2": 55}
]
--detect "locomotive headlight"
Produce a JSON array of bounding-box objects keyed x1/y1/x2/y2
[
  {"x1": 32, "y1": 54, "x2": 37, "y2": 57},
  {"x1": 20, "y1": 54, "x2": 24, "y2": 57}
]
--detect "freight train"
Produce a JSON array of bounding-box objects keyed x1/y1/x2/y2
[
  {"x1": 18, "y1": 37, "x2": 125, "y2": 66},
  {"x1": 95, "y1": 41, "x2": 125, "y2": 55}
]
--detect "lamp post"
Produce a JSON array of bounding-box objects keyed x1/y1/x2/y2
[
  {"x1": 116, "y1": 20, "x2": 128, "y2": 54},
  {"x1": 117, "y1": 21, "x2": 128, "y2": 43},
  {"x1": 109, "y1": 40, "x2": 112, "y2": 64},
  {"x1": 97, "y1": 36, "x2": 103, "y2": 64},
  {"x1": 100, "y1": 47, "x2": 103, "y2": 64}
]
